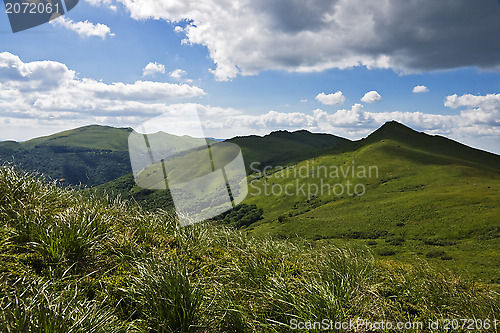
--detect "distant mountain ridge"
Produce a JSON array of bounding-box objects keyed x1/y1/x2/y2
[
  {"x1": 0, "y1": 124, "x2": 353, "y2": 186},
  {"x1": 0, "y1": 125, "x2": 133, "y2": 186},
  {"x1": 240, "y1": 121, "x2": 500, "y2": 281},
  {"x1": 21, "y1": 125, "x2": 133, "y2": 151},
  {"x1": 1, "y1": 121, "x2": 498, "y2": 187},
  {"x1": 228, "y1": 129, "x2": 351, "y2": 172}
]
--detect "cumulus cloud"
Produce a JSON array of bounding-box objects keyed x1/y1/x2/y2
[
  {"x1": 413, "y1": 85, "x2": 429, "y2": 93},
  {"x1": 50, "y1": 16, "x2": 114, "y2": 39},
  {"x1": 197, "y1": 103, "x2": 457, "y2": 141},
  {"x1": 444, "y1": 93, "x2": 500, "y2": 128},
  {"x1": 235, "y1": 110, "x2": 316, "y2": 128},
  {"x1": 361, "y1": 91, "x2": 382, "y2": 103},
  {"x1": 169, "y1": 69, "x2": 185, "y2": 80},
  {"x1": 444, "y1": 93, "x2": 500, "y2": 110},
  {"x1": 83, "y1": 0, "x2": 500, "y2": 80},
  {"x1": 85, "y1": 0, "x2": 117, "y2": 10},
  {"x1": 315, "y1": 91, "x2": 345, "y2": 105},
  {"x1": 143, "y1": 62, "x2": 166, "y2": 76},
  {"x1": 169, "y1": 69, "x2": 193, "y2": 83},
  {"x1": 0, "y1": 52, "x2": 205, "y2": 124},
  {"x1": 1, "y1": 53, "x2": 499, "y2": 152}
]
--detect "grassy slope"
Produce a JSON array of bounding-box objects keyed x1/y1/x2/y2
[
  {"x1": 0, "y1": 125, "x2": 347, "y2": 188},
  {"x1": 4, "y1": 122, "x2": 498, "y2": 282},
  {"x1": 89, "y1": 122, "x2": 500, "y2": 282},
  {"x1": 95, "y1": 129, "x2": 351, "y2": 209},
  {"x1": 228, "y1": 129, "x2": 350, "y2": 172},
  {"x1": 93, "y1": 122, "x2": 500, "y2": 281},
  {"x1": 93, "y1": 173, "x2": 175, "y2": 211},
  {"x1": 244, "y1": 122, "x2": 500, "y2": 282},
  {"x1": 20, "y1": 125, "x2": 132, "y2": 151},
  {"x1": 0, "y1": 165, "x2": 498, "y2": 332},
  {"x1": 0, "y1": 125, "x2": 133, "y2": 186}
]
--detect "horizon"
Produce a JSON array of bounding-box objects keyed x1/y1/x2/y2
[{"x1": 6, "y1": 120, "x2": 500, "y2": 156}]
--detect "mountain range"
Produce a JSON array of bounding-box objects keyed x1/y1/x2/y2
[
  {"x1": 0, "y1": 125, "x2": 132, "y2": 186},
  {"x1": 1, "y1": 121, "x2": 499, "y2": 281}
]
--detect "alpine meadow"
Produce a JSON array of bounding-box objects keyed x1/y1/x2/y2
[{"x1": 0, "y1": 121, "x2": 499, "y2": 332}]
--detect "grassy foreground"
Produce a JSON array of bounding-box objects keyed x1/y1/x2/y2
[{"x1": 0, "y1": 165, "x2": 498, "y2": 332}]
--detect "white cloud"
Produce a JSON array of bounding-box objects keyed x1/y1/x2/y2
[
  {"x1": 361, "y1": 91, "x2": 382, "y2": 103},
  {"x1": 315, "y1": 91, "x2": 345, "y2": 105},
  {"x1": 0, "y1": 52, "x2": 206, "y2": 124},
  {"x1": 169, "y1": 69, "x2": 186, "y2": 80},
  {"x1": 444, "y1": 93, "x2": 500, "y2": 128},
  {"x1": 143, "y1": 62, "x2": 166, "y2": 76},
  {"x1": 50, "y1": 16, "x2": 114, "y2": 39},
  {"x1": 0, "y1": 52, "x2": 75, "y2": 91},
  {"x1": 444, "y1": 93, "x2": 500, "y2": 110},
  {"x1": 413, "y1": 85, "x2": 429, "y2": 93},
  {"x1": 84, "y1": 0, "x2": 500, "y2": 80},
  {"x1": 1, "y1": 50, "x2": 499, "y2": 153},
  {"x1": 169, "y1": 69, "x2": 193, "y2": 83},
  {"x1": 85, "y1": 0, "x2": 113, "y2": 6},
  {"x1": 85, "y1": 0, "x2": 117, "y2": 10},
  {"x1": 235, "y1": 110, "x2": 316, "y2": 128}
]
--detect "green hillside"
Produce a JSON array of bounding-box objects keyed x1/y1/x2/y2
[
  {"x1": 0, "y1": 125, "x2": 133, "y2": 186},
  {"x1": 3, "y1": 122, "x2": 499, "y2": 282},
  {"x1": 93, "y1": 173, "x2": 175, "y2": 211},
  {"x1": 93, "y1": 121, "x2": 500, "y2": 282},
  {"x1": 21, "y1": 125, "x2": 132, "y2": 151},
  {"x1": 229, "y1": 129, "x2": 350, "y2": 172},
  {"x1": 0, "y1": 165, "x2": 498, "y2": 332},
  {"x1": 95, "y1": 129, "x2": 351, "y2": 209},
  {"x1": 0, "y1": 125, "x2": 348, "y2": 187},
  {"x1": 244, "y1": 122, "x2": 500, "y2": 282}
]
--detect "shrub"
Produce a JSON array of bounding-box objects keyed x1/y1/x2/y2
[
  {"x1": 426, "y1": 250, "x2": 447, "y2": 259},
  {"x1": 216, "y1": 204, "x2": 264, "y2": 228},
  {"x1": 387, "y1": 236, "x2": 405, "y2": 246}
]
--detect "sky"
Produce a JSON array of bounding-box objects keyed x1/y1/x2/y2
[{"x1": 1, "y1": 0, "x2": 500, "y2": 154}]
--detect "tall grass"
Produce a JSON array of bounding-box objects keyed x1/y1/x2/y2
[
  {"x1": 0, "y1": 274, "x2": 125, "y2": 333},
  {"x1": 0, "y1": 165, "x2": 498, "y2": 332},
  {"x1": 129, "y1": 256, "x2": 201, "y2": 332}
]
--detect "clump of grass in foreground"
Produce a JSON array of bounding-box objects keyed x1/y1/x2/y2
[
  {"x1": 0, "y1": 165, "x2": 498, "y2": 332},
  {"x1": 0, "y1": 274, "x2": 126, "y2": 333}
]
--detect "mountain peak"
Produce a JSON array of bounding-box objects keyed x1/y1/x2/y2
[
  {"x1": 265, "y1": 129, "x2": 311, "y2": 137},
  {"x1": 379, "y1": 120, "x2": 416, "y2": 132},
  {"x1": 367, "y1": 121, "x2": 419, "y2": 141}
]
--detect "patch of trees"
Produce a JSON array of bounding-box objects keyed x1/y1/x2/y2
[{"x1": 216, "y1": 204, "x2": 264, "y2": 228}]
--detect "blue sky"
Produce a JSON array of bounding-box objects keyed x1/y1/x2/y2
[{"x1": 1, "y1": 0, "x2": 500, "y2": 153}]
